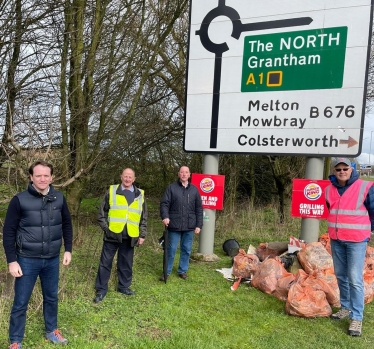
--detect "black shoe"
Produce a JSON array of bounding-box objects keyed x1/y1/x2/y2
[
  {"x1": 159, "y1": 274, "x2": 168, "y2": 282},
  {"x1": 94, "y1": 293, "x2": 105, "y2": 303},
  {"x1": 118, "y1": 288, "x2": 135, "y2": 296}
]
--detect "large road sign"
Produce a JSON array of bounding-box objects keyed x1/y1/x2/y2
[{"x1": 184, "y1": 0, "x2": 373, "y2": 156}]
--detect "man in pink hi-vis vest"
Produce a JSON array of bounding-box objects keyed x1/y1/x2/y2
[{"x1": 326, "y1": 157, "x2": 374, "y2": 337}]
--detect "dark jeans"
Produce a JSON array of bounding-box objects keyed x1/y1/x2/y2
[
  {"x1": 9, "y1": 256, "x2": 60, "y2": 343},
  {"x1": 95, "y1": 239, "x2": 134, "y2": 295}
]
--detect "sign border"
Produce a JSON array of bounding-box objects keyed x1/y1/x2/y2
[{"x1": 183, "y1": 0, "x2": 374, "y2": 157}]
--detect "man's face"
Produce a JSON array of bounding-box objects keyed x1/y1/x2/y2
[
  {"x1": 178, "y1": 166, "x2": 190, "y2": 182},
  {"x1": 30, "y1": 165, "x2": 53, "y2": 192},
  {"x1": 334, "y1": 163, "x2": 352, "y2": 184},
  {"x1": 121, "y1": 169, "x2": 135, "y2": 189}
]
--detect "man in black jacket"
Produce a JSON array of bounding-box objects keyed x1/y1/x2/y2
[
  {"x1": 94, "y1": 168, "x2": 147, "y2": 303},
  {"x1": 3, "y1": 161, "x2": 73, "y2": 349},
  {"x1": 160, "y1": 166, "x2": 203, "y2": 281}
]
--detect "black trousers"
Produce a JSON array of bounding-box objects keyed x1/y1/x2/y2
[{"x1": 95, "y1": 239, "x2": 134, "y2": 295}]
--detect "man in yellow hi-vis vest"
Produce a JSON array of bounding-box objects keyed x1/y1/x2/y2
[{"x1": 94, "y1": 168, "x2": 147, "y2": 303}]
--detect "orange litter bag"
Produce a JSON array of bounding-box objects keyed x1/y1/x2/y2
[
  {"x1": 285, "y1": 269, "x2": 332, "y2": 318},
  {"x1": 297, "y1": 241, "x2": 333, "y2": 274},
  {"x1": 232, "y1": 249, "x2": 260, "y2": 279},
  {"x1": 318, "y1": 233, "x2": 332, "y2": 255},
  {"x1": 273, "y1": 273, "x2": 296, "y2": 301},
  {"x1": 251, "y1": 257, "x2": 290, "y2": 295}
]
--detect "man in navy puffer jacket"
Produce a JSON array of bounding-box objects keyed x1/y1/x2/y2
[{"x1": 3, "y1": 161, "x2": 73, "y2": 348}]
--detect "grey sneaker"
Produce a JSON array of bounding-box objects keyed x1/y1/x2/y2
[
  {"x1": 348, "y1": 320, "x2": 362, "y2": 336},
  {"x1": 45, "y1": 329, "x2": 68, "y2": 344},
  {"x1": 331, "y1": 308, "x2": 351, "y2": 320}
]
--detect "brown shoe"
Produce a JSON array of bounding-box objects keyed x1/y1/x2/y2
[{"x1": 179, "y1": 273, "x2": 188, "y2": 280}]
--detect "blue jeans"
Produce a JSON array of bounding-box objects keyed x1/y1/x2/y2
[
  {"x1": 9, "y1": 256, "x2": 60, "y2": 343},
  {"x1": 330, "y1": 239, "x2": 367, "y2": 321},
  {"x1": 167, "y1": 231, "x2": 194, "y2": 275}
]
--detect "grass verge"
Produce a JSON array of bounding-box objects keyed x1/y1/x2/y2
[{"x1": 0, "y1": 201, "x2": 373, "y2": 348}]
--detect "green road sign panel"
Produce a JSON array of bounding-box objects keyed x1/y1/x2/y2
[{"x1": 241, "y1": 27, "x2": 347, "y2": 92}]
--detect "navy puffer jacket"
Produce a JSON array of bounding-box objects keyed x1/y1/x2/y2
[
  {"x1": 16, "y1": 184, "x2": 66, "y2": 258},
  {"x1": 160, "y1": 180, "x2": 203, "y2": 232}
]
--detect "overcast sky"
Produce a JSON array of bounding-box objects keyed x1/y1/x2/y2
[{"x1": 357, "y1": 108, "x2": 374, "y2": 165}]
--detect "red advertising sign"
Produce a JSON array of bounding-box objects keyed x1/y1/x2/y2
[
  {"x1": 191, "y1": 174, "x2": 225, "y2": 210},
  {"x1": 291, "y1": 179, "x2": 331, "y2": 219}
]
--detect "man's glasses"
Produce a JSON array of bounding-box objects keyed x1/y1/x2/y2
[{"x1": 335, "y1": 168, "x2": 350, "y2": 172}]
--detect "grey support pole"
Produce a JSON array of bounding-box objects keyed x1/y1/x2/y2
[
  {"x1": 198, "y1": 154, "x2": 219, "y2": 254},
  {"x1": 299, "y1": 157, "x2": 325, "y2": 243}
]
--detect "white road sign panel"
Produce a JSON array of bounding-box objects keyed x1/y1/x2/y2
[{"x1": 184, "y1": 0, "x2": 373, "y2": 156}]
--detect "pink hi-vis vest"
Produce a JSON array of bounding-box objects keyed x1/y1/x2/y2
[{"x1": 325, "y1": 179, "x2": 372, "y2": 242}]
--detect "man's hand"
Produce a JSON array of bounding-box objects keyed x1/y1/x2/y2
[
  {"x1": 9, "y1": 262, "x2": 23, "y2": 278},
  {"x1": 138, "y1": 238, "x2": 145, "y2": 245},
  {"x1": 194, "y1": 227, "x2": 201, "y2": 234},
  {"x1": 63, "y1": 252, "x2": 72, "y2": 266},
  {"x1": 162, "y1": 218, "x2": 170, "y2": 226}
]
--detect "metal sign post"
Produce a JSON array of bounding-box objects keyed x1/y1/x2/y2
[{"x1": 198, "y1": 154, "x2": 219, "y2": 254}]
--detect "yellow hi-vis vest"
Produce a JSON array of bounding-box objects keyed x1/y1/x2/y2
[{"x1": 108, "y1": 185, "x2": 144, "y2": 237}]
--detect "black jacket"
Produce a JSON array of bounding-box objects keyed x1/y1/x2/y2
[
  {"x1": 160, "y1": 180, "x2": 203, "y2": 231},
  {"x1": 3, "y1": 183, "x2": 73, "y2": 263},
  {"x1": 97, "y1": 184, "x2": 148, "y2": 246}
]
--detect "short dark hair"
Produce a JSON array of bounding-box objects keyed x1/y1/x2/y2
[{"x1": 29, "y1": 161, "x2": 54, "y2": 176}]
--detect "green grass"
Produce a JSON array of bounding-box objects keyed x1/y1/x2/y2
[
  {"x1": 359, "y1": 174, "x2": 374, "y2": 183},
  {"x1": 1, "y1": 201, "x2": 374, "y2": 348}
]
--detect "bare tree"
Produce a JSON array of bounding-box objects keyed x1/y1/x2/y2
[
  {"x1": 0, "y1": 0, "x2": 189, "y2": 241},
  {"x1": 367, "y1": 31, "x2": 374, "y2": 103}
]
